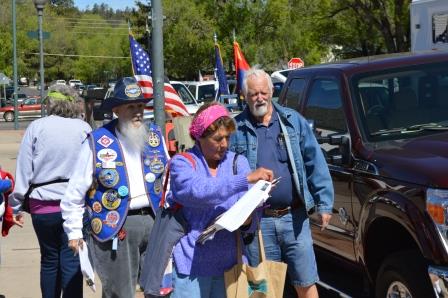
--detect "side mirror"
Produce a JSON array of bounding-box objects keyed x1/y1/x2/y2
[{"x1": 316, "y1": 133, "x2": 351, "y2": 166}]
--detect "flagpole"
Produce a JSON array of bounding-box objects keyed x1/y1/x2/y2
[{"x1": 214, "y1": 32, "x2": 219, "y2": 101}]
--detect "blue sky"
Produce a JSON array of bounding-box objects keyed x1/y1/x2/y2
[{"x1": 74, "y1": 0, "x2": 137, "y2": 11}]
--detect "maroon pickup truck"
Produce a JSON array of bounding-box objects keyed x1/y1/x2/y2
[{"x1": 279, "y1": 51, "x2": 448, "y2": 297}]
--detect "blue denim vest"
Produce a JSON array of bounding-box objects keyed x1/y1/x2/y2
[
  {"x1": 230, "y1": 102, "x2": 334, "y2": 213},
  {"x1": 87, "y1": 120, "x2": 167, "y2": 242}
]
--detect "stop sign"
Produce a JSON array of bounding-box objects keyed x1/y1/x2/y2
[{"x1": 288, "y1": 58, "x2": 304, "y2": 69}]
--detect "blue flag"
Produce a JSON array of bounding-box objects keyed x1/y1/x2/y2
[{"x1": 215, "y1": 43, "x2": 229, "y2": 97}]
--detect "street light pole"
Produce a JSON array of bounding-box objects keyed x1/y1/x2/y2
[
  {"x1": 12, "y1": 0, "x2": 19, "y2": 129},
  {"x1": 151, "y1": 0, "x2": 165, "y2": 135},
  {"x1": 33, "y1": 0, "x2": 48, "y2": 118}
]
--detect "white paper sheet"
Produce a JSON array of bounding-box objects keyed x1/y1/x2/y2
[
  {"x1": 79, "y1": 241, "x2": 96, "y2": 292},
  {"x1": 198, "y1": 180, "x2": 272, "y2": 243}
]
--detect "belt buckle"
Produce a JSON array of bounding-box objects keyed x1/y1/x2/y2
[{"x1": 272, "y1": 209, "x2": 282, "y2": 217}]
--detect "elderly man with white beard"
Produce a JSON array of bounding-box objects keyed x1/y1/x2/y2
[{"x1": 61, "y1": 77, "x2": 169, "y2": 298}]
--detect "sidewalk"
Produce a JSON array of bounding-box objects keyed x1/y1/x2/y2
[{"x1": 0, "y1": 129, "x2": 143, "y2": 297}]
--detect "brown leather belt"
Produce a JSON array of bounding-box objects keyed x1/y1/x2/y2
[{"x1": 264, "y1": 199, "x2": 302, "y2": 217}]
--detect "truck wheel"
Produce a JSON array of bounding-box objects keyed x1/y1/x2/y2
[
  {"x1": 375, "y1": 251, "x2": 435, "y2": 298},
  {"x1": 4, "y1": 111, "x2": 14, "y2": 122}
]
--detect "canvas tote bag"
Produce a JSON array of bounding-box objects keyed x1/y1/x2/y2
[{"x1": 224, "y1": 228, "x2": 287, "y2": 298}]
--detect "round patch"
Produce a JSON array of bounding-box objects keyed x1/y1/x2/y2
[
  {"x1": 92, "y1": 201, "x2": 102, "y2": 213},
  {"x1": 145, "y1": 173, "x2": 156, "y2": 183},
  {"x1": 101, "y1": 189, "x2": 121, "y2": 210},
  {"x1": 153, "y1": 178, "x2": 162, "y2": 194},
  {"x1": 124, "y1": 84, "x2": 142, "y2": 98},
  {"x1": 150, "y1": 159, "x2": 165, "y2": 174},
  {"x1": 118, "y1": 185, "x2": 129, "y2": 197},
  {"x1": 91, "y1": 218, "x2": 102, "y2": 234},
  {"x1": 105, "y1": 211, "x2": 120, "y2": 227},
  {"x1": 144, "y1": 158, "x2": 151, "y2": 166},
  {"x1": 98, "y1": 169, "x2": 119, "y2": 188},
  {"x1": 147, "y1": 131, "x2": 161, "y2": 147},
  {"x1": 97, "y1": 148, "x2": 117, "y2": 162}
]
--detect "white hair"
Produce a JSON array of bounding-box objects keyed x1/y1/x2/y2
[{"x1": 242, "y1": 67, "x2": 273, "y2": 98}]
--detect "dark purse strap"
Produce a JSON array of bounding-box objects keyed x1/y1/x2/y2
[{"x1": 24, "y1": 178, "x2": 69, "y2": 200}]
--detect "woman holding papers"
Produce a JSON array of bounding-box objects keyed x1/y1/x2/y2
[{"x1": 167, "y1": 102, "x2": 273, "y2": 298}]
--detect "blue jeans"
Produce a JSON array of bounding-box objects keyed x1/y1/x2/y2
[
  {"x1": 246, "y1": 207, "x2": 319, "y2": 287},
  {"x1": 31, "y1": 212, "x2": 83, "y2": 298},
  {"x1": 171, "y1": 266, "x2": 226, "y2": 298}
]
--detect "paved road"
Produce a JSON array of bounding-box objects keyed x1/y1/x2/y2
[{"x1": 0, "y1": 120, "x2": 34, "y2": 130}]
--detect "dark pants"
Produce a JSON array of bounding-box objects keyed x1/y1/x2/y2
[{"x1": 31, "y1": 212, "x2": 83, "y2": 298}]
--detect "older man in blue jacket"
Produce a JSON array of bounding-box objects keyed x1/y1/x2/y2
[{"x1": 230, "y1": 68, "x2": 334, "y2": 298}]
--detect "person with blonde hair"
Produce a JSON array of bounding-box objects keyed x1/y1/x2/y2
[{"x1": 9, "y1": 84, "x2": 91, "y2": 298}]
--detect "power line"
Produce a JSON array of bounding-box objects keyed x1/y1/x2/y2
[
  {"x1": 67, "y1": 31, "x2": 129, "y2": 35},
  {"x1": 28, "y1": 53, "x2": 130, "y2": 59},
  {"x1": 64, "y1": 25, "x2": 128, "y2": 30},
  {"x1": 46, "y1": 16, "x2": 127, "y2": 23}
]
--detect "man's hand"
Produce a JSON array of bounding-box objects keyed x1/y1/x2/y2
[
  {"x1": 319, "y1": 213, "x2": 332, "y2": 231},
  {"x1": 68, "y1": 239, "x2": 84, "y2": 255},
  {"x1": 13, "y1": 212, "x2": 24, "y2": 228},
  {"x1": 247, "y1": 167, "x2": 274, "y2": 183}
]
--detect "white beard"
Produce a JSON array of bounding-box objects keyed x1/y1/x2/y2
[
  {"x1": 117, "y1": 121, "x2": 148, "y2": 153},
  {"x1": 250, "y1": 103, "x2": 268, "y2": 118}
]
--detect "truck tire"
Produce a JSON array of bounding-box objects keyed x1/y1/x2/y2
[
  {"x1": 4, "y1": 111, "x2": 14, "y2": 122},
  {"x1": 375, "y1": 250, "x2": 435, "y2": 298}
]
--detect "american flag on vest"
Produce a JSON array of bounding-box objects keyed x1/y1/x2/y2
[{"x1": 129, "y1": 34, "x2": 189, "y2": 116}]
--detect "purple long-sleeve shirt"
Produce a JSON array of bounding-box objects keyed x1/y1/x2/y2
[{"x1": 168, "y1": 145, "x2": 251, "y2": 277}]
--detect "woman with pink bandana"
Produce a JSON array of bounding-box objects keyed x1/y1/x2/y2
[{"x1": 167, "y1": 102, "x2": 273, "y2": 298}]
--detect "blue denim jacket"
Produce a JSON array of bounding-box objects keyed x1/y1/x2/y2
[{"x1": 229, "y1": 102, "x2": 334, "y2": 214}]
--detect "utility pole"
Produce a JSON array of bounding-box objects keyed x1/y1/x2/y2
[
  {"x1": 12, "y1": 0, "x2": 19, "y2": 129},
  {"x1": 151, "y1": 0, "x2": 165, "y2": 134}
]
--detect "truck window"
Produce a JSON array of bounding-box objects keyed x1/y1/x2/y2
[
  {"x1": 354, "y1": 61, "x2": 448, "y2": 140},
  {"x1": 304, "y1": 78, "x2": 346, "y2": 133},
  {"x1": 283, "y1": 78, "x2": 305, "y2": 111}
]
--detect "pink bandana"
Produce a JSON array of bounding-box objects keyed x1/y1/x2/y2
[{"x1": 189, "y1": 105, "x2": 230, "y2": 140}]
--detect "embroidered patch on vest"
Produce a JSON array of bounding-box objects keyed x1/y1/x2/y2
[
  {"x1": 97, "y1": 148, "x2": 117, "y2": 162},
  {"x1": 101, "y1": 189, "x2": 121, "y2": 210},
  {"x1": 91, "y1": 218, "x2": 102, "y2": 234},
  {"x1": 148, "y1": 131, "x2": 161, "y2": 147},
  {"x1": 98, "y1": 169, "x2": 119, "y2": 188},
  {"x1": 104, "y1": 211, "x2": 120, "y2": 228}
]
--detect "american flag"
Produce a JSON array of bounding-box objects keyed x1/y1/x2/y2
[{"x1": 129, "y1": 35, "x2": 189, "y2": 116}]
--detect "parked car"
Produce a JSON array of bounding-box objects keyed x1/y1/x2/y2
[
  {"x1": 68, "y1": 79, "x2": 82, "y2": 88},
  {"x1": 18, "y1": 77, "x2": 29, "y2": 86},
  {"x1": 5, "y1": 93, "x2": 28, "y2": 106},
  {"x1": 271, "y1": 69, "x2": 294, "y2": 101},
  {"x1": 170, "y1": 81, "x2": 201, "y2": 114},
  {"x1": 0, "y1": 97, "x2": 41, "y2": 122},
  {"x1": 278, "y1": 51, "x2": 448, "y2": 297},
  {"x1": 185, "y1": 80, "x2": 218, "y2": 102}
]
